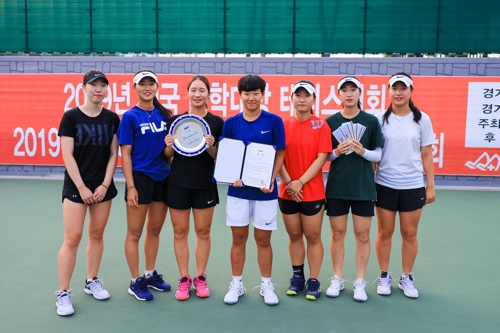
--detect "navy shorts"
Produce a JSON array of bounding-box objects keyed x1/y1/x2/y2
[
  {"x1": 124, "y1": 171, "x2": 168, "y2": 205},
  {"x1": 326, "y1": 198, "x2": 375, "y2": 217},
  {"x1": 375, "y1": 184, "x2": 425, "y2": 212},
  {"x1": 166, "y1": 184, "x2": 219, "y2": 210},
  {"x1": 278, "y1": 198, "x2": 325, "y2": 216}
]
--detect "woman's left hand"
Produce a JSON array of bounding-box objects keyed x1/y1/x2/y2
[
  {"x1": 351, "y1": 140, "x2": 365, "y2": 156},
  {"x1": 205, "y1": 134, "x2": 215, "y2": 148},
  {"x1": 93, "y1": 185, "x2": 108, "y2": 203},
  {"x1": 425, "y1": 186, "x2": 436, "y2": 205}
]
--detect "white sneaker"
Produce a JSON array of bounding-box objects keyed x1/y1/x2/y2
[
  {"x1": 224, "y1": 280, "x2": 245, "y2": 304},
  {"x1": 353, "y1": 278, "x2": 368, "y2": 302},
  {"x1": 84, "y1": 278, "x2": 111, "y2": 300},
  {"x1": 376, "y1": 271, "x2": 392, "y2": 295},
  {"x1": 56, "y1": 289, "x2": 74, "y2": 316},
  {"x1": 259, "y1": 280, "x2": 279, "y2": 306},
  {"x1": 326, "y1": 275, "x2": 344, "y2": 298},
  {"x1": 398, "y1": 274, "x2": 419, "y2": 298}
]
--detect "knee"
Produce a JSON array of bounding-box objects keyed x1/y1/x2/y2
[
  {"x1": 195, "y1": 226, "x2": 211, "y2": 241},
  {"x1": 356, "y1": 232, "x2": 370, "y2": 245},
  {"x1": 232, "y1": 234, "x2": 247, "y2": 247},
  {"x1": 331, "y1": 229, "x2": 346, "y2": 242},
  {"x1": 64, "y1": 233, "x2": 82, "y2": 249},
  {"x1": 147, "y1": 225, "x2": 163, "y2": 237},
  {"x1": 401, "y1": 231, "x2": 417, "y2": 243},
  {"x1": 378, "y1": 228, "x2": 394, "y2": 240},
  {"x1": 288, "y1": 232, "x2": 303, "y2": 243},
  {"x1": 127, "y1": 229, "x2": 143, "y2": 243},
  {"x1": 305, "y1": 233, "x2": 321, "y2": 245},
  {"x1": 88, "y1": 228, "x2": 104, "y2": 242},
  {"x1": 173, "y1": 226, "x2": 189, "y2": 241},
  {"x1": 255, "y1": 236, "x2": 271, "y2": 248}
]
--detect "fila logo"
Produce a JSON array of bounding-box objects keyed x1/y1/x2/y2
[
  {"x1": 311, "y1": 120, "x2": 324, "y2": 129},
  {"x1": 140, "y1": 121, "x2": 167, "y2": 134}
]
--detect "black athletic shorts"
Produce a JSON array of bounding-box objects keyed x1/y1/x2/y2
[
  {"x1": 278, "y1": 198, "x2": 325, "y2": 216},
  {"x1": 375, "y1": 184, "x2": 425, "y2": 212},
  {"x1": 124, "y1": 171, "x2": 168, "y2": 205},
  {"x1": 166, "y1": 183, "x2": 219, "y2": 210},
  {"x1": 62, "y1": 183, "x2": 117, "y2": 204},
  {"x1": 325, "y1": 198, "x2": 375, "y2": 217}
]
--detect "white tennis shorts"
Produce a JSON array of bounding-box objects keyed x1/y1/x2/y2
[{"x1": 226, "y1": 196, "x2": 278, "y2": 231}]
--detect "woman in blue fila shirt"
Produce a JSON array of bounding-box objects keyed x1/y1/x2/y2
[{"x1": 117, "y1": 70, "x2": 172, "y2": 302}]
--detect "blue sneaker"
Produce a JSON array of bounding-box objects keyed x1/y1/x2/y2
[
  {"x1": 286, "y1": 274, "x2": 305, "y2": 295},
  {"x1": 128, "y1": 277, "x2": 153, "y2": 301},
  {"x1": 146, "y1": 270, "x2": 171, "y2": 291},
  {"x1": 305, "y1": 278, "x2": 322, "y2": 300}
]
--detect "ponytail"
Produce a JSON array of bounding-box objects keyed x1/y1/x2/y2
[{"x1": 153, "y1": 96, "x2": 171, "y2": 121}]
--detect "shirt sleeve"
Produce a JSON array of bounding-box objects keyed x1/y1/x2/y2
[
  {"x1": 273, "y1": 117, "x2": 286, "y2": 150},
  {"x1": 369, "y1": 116, "x2": 384, "y2": 150},
  {"x1": 116, "y1": 112, "x2": 135, "y2": 145},
  {"x1": 221, "y1": 118, "x2": 232, "y2": 139},
  {"x1": 113, "y1": 113, "x2": 121, "y2": 134},
  {"x1": 420, "y1": 113, "x2": 435, "y2": 146},
  {"x1": 318, "y1": 122, "x2": 333, "y2": 153},
  {"x1": 58, "y1": 111, "x2": 76, "y2": 138}
]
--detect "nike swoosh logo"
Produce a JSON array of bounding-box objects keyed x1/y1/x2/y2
[
  {"x1": 261, "y1": 130, "x2": 271, "y2": 134},
  {"x1": 207, "y1": 199, "x2": 215, "y2": 204},
  {"x1": 421, "y1": 197, "x2": 425, "y2": 200},
  {"x1": 265, "y1": 222, "x2": 273, "y2": 225}
]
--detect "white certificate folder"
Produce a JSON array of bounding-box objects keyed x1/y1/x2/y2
[{"x1": 213, "y1": 137, "x2": 276, "y2": 189}]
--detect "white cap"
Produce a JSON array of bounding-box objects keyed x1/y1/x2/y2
[
  {"x1": 292, "y1": 81, "x2": 316, "y2": 94},
  {"x1": 388, "y1": 74, "x2": 413, "y2": 87},
  {"x1": 338, "y1": 76, "x2": 362, "y2": 90},
  {"x1": 133, "y1": 71, "x2": 159, "y2": 84}
]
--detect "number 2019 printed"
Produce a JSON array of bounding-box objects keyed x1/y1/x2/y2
[{"x1": 13, "y1": 127, "x2": 60, "y2": 157}]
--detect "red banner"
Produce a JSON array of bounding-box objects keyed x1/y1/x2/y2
[{"x1": 0, "y1": 74, "x2": 499, "y2": 175}]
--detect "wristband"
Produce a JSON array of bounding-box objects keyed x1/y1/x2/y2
[
  {"x1": 298, "y1": 179, "x2": 304, "y2": 186},
  {"x1": 286, "y1": 180, "x2": 293, "y2": 186},
  {"x1": 128, "y1": 185, "x2": 135, "y2": 190},
  {"x1": 100, "y1": 184, "x2": 108, "y2": 189}
]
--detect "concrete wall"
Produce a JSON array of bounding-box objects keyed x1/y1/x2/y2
[
  {"x1": 1, "y1": 56, "x2": 500, "y2": 187},
  {"x1": 2, "y1": 56, "x2": 500, "y2": 76}
]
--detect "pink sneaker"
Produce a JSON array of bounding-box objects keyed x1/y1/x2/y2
[
  {"x1": 193, "y1": 274, "x2": 211, "y2": 298},
  {"x1": 175, "y1": 275, "x2": 192, "y2": 301}
]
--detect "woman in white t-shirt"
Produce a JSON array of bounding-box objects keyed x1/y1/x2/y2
[{"x1": 374, "y1": 72, "x2": 436, "y2": 299}]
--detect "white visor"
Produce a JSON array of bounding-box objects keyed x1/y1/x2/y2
[
  {"x1": 388, "y1": 75, "x2": 413, "y2": 87},
  {"x1": 292, "y1": 82, "x2": 316, "y2": 94},
  {"x1": 133, "y1": 71, "x2": 159, "y2": 84},
  {"x1": 338, "y1": 77, "x2": 362, "y2": 90}
]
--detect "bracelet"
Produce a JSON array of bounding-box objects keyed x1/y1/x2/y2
[
  {"x1": 298, "y1": 179, "x2": 304, "y2": 186},
  {"x1": 286, "y1": 180, "x2": 293, "y2": 186},
  {"x1": 128, "y1": 185, "x2": 135, "y2": 190},
  {"x1": 100, "y1": 184, "x2": 108, "y2": 189}
]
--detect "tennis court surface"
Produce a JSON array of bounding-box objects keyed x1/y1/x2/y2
[{"x1": 0, "y1": 179, "x2": 498, "y2": 333}]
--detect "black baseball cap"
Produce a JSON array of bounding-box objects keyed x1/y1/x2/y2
[{"x1": 83, "y1": 70, "x2": 109, "y2": 85}]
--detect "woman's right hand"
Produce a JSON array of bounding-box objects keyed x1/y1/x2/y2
[
  {"x1": 336, "y1": 141, "x2": 351, "y2": 155},
  {"x1": 78, "y1": 186, "x2": 96, "y2": 205},
  {"x1": 164, "y1": 134, "x2": 174, "y2": 148},
  {"x1": 230, "y1": 179, "x2": 244, "y2": 187}
]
